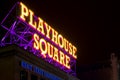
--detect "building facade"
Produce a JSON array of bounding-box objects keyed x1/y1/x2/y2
[
  {"x1": 0, "y1": 45, "x2": 79, "y2": 80},
  {"x1": 0, "y1": 1, "x2": 79, "y2": 80},
  {"x1": 77, "y1": 53, "x2": 119, "y2": 80},
  {"x1": 111, "y1": 53, "x2": 119, "y2": 80}
]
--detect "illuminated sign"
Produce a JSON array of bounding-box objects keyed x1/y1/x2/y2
[
  {"x1": 21, "y1": 61, "x2": 62, "y2": 80},
  {"x1": 0, "y1": 2, "x2": 77, "y2": 75},
  {"x1": 19, "y1": 2, "x2": 77, "y2": 69}
]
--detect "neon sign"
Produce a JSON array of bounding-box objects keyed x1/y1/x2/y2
[
  {"x1": 0, "y1": 2, "x2": 77, "y2": 76},
  {"x1": 19, "y1": 2, "x2": 77, "y2": 69}
]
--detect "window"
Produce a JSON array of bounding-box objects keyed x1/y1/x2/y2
[
  {"x1": 31, "y1": 74, "x2": 38, "y2": 80},
  {"x1": 20, "y1": 70, "x2": 28, "y2": 80}
]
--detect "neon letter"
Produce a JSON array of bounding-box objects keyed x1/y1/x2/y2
[
  {"x1": 59, "y1": 51, "x2": 65, "y2": 66},
  {"x1": 45, "y1": 22, "x2": 51, "y2": 39},
  {"x1": 37, "y1": 17, "x2": 45, "y2": 35},
  {"x1": 73, "y1": 46, "x2": 77, "y2": 59},
  {"x1": 53, "y1": 47, "x2": 59, "y2": 62},
  {"x1": 65, "y1": 55, "x2": 70, "y2": 69},
  {"x1": 40, "y1": 38, "x2": 47, "y2": 58},
  {"x1": 69, "y1": 43, "x2": 72, "y2": 55},
  {"x1": 33, "y1": 33, "x2": 39, "y2": 50},
  {"x1": 64, "y1": 38, "x2": 69, "y2": 52},
  {"x1": 58, "y1": 34, "x2": 64, "y2": 48},
  {"x1": 20, "y1": 2, "x2": 29, "y2": 21},
  {"x1": 29, "y1": 9, "x2": 37, "y2": 29},
  {"x1": 47, "y1": 42, "x2": 53, "y2": 58},
  {"x1": 52, "y1": 29, "x2": 58, "y2": 44}
]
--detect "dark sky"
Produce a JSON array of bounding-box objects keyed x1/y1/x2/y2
[{"x1": 0, "y1": 0, "x2": 116, "y2": 70}]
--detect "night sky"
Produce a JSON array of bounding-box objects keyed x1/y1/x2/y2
[{"x1": 0, "y1": 0, "x2": 116, "y2": 77}]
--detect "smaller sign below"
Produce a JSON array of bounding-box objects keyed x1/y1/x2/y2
[{"x1": 21, "y1": 61, "x2": 63, "y2": 80}]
